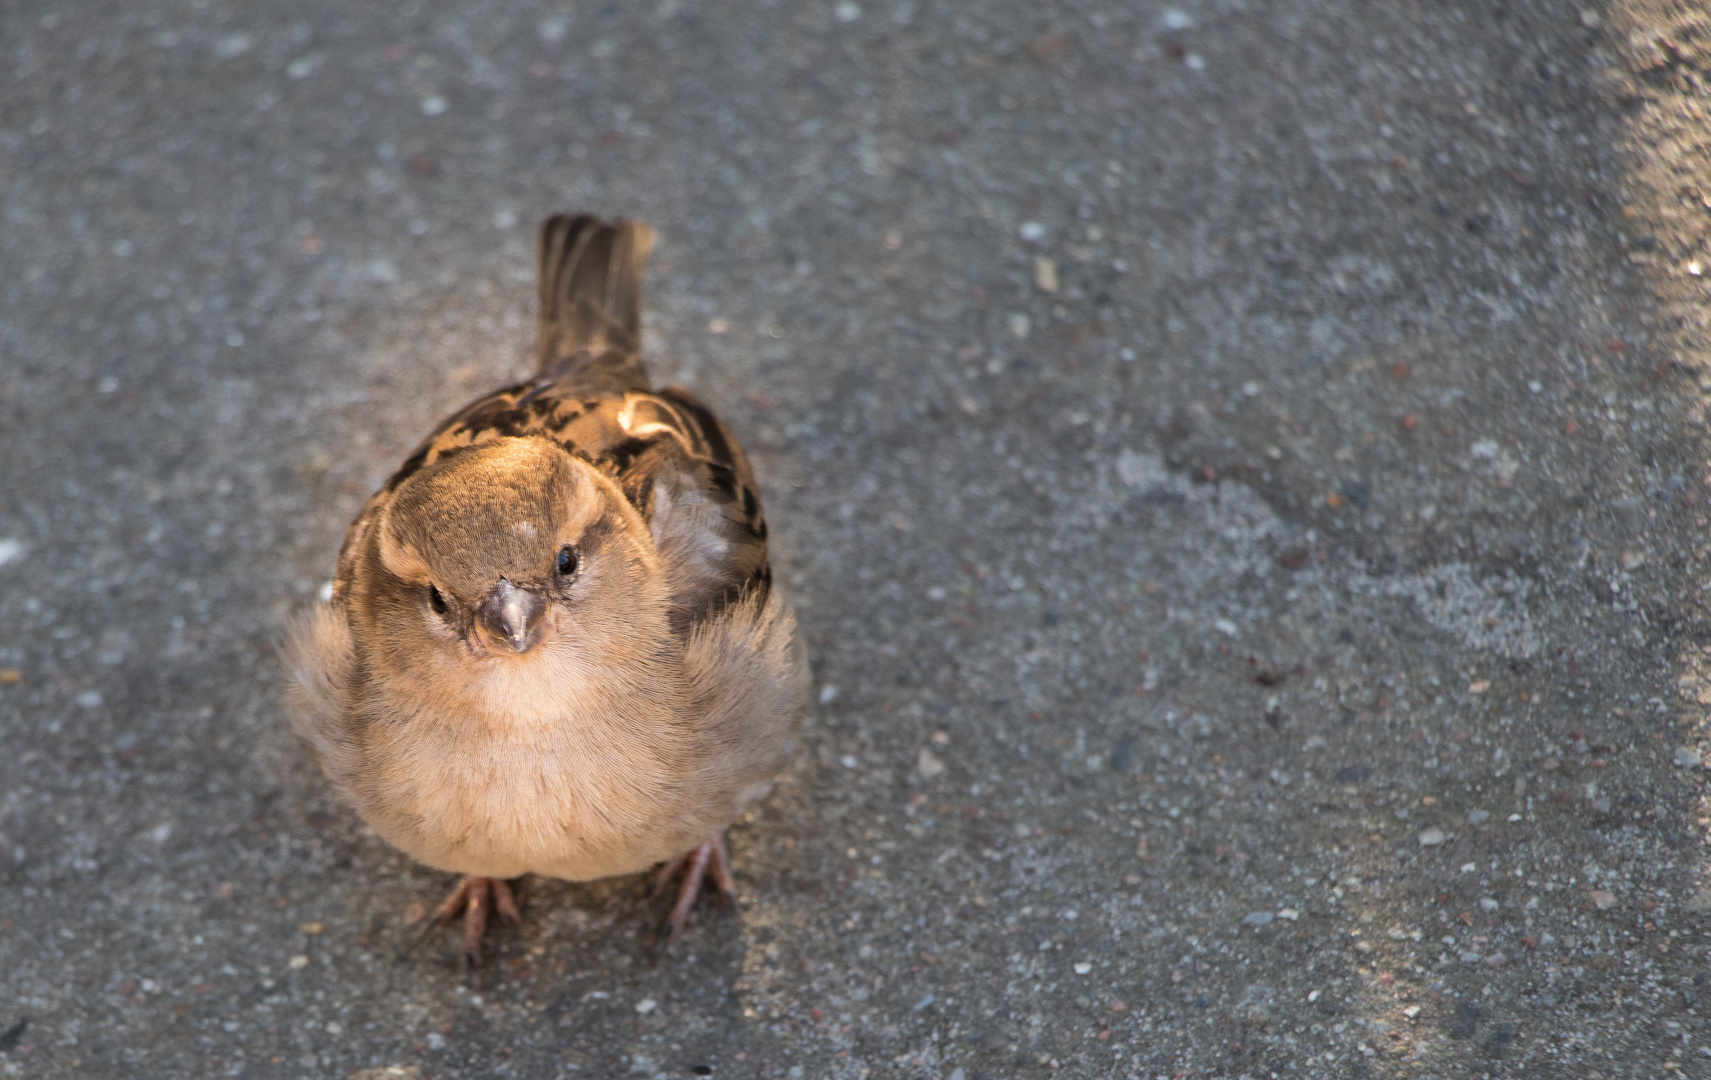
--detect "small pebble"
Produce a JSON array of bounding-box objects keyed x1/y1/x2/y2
[
  {"x1": 1417, "y1": 827, "x2": 1446, "y2": 847},
  {"x1": 1241, "y1": 911, "x2": 1274, "y2": 926},
  {"x1": 1278, "y1": 908, "x2": 1300, "y2": 921},
  {"x1": 1675, "y1": 747, "x2": 1702, "y2": 769},
  {"x1": 77, "y1": 690, "x2": 104, "y2": 709},
  {"x1": 1073, "y1": 962, "x2": 1092, "y2": 975},
  {"x1": 419, "y1": 95, "x2": 449, "y2": 116},
  {"x1": 1467, "y1": 809, "x2": 1490, "y2": 825},
  {"x1": 1032, "y1": 257, "x2": 1059, "y2": 294},
  {"x1": 0, "y1": 538, "x2": 27, "y2": 568},
  {"x1": 1018, "y1": 221, "x2": 1046, "y2": 242},
  {"x1": 635, "y1": 998, "x2": 656, "y2": 1014},
  {"x1": 0, "y1": 670, "x2": 21, "y2": 685},
  {"x1": 299, "y1": 922, "x2": 324, "y2": 935},
  {"x1": 287, "y1": 955, "x2": 309, "y2": 969},
  {"x1": 1483, "y1": 952, "x2": 1507, "y2": 967},
  {"x1": 1590, "y1": 889, "x2": 1617, "y2": 910},
  {"x1": 916, "y1": 747, "x2": 946, "y2": 780}
]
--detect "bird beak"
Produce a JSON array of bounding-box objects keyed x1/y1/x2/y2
[{"x1": 475, "y1": 578, "x2": 549, "y2": 654}]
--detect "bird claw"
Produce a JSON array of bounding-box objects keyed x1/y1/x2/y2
[
  {"x1": 651, "y1": 834, "x2": 737, "y2": 946},
  {"x1": 422, "y1": 875, "x2": 520, "y2": 971}
]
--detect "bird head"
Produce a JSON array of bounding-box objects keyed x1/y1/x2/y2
[{"x1": 354, "y1": 437, "x2": 667, "y2": 692}]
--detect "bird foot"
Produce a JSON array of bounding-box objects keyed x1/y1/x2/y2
[
  {"x1": 648, "y1": 833, "x2": 737, "y2": 945},
  {"x1": 424, "y1": 875, "x2": 521, "y2": 970}
]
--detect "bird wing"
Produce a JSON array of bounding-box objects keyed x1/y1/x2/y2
[{"x1": 334, "y1": 378, "x2": 769, "y2": 633}]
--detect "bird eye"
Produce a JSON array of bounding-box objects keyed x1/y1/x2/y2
[
  {"x1": 555, "y1": 546, "x2": 578, "y2": 576},
  {"x1": 427, "y1": 585, "x2": 448, "y2": 614}
]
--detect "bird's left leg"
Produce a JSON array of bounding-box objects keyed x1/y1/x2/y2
[{"x1": 648, "y1": 832, "x2": 738, "y2": 944}]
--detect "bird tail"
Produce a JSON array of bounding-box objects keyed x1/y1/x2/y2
[{"x1": 534, "y1": 213, "x2": 657, "y2": 391}]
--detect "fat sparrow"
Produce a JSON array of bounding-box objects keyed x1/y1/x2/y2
[{"x1": 284, "y1": 214, "x2": 806, "y2": 966}]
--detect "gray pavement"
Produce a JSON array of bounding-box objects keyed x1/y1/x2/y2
[{"x1": 4, "y1": 1, "x2": 1711, "y2": 1076}]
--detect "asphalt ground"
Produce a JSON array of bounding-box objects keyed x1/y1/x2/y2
[{"x1": 4, "y1": 1, "x2": 1711, "y2": 1077}]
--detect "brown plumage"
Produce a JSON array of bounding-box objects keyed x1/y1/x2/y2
[{"x1": 284, "y1": 214, "x2": 806, "y2": 964}]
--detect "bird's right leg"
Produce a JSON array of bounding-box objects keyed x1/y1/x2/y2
[{"x1": 425, "y1": 875, "x2": 521, "y2": 970}]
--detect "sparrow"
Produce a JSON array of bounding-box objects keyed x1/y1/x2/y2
[{"x1": 284, "y1": 213, "x2": 807, "y2": 966}]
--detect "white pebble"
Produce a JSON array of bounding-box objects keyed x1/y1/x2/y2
[
  {"x1": 635, "y1": 998, "x2": 656, "y2": 1014},
  {"x1": 818, "y1": 684, "x2": 839, "y2": 705},
  {"x1": 1018, "y1": 221, "x2": 1047, "y2": 242},
  {"x1": 1032, "y1": 257, "x2": 1059, "y2": 294},
  {"x1": 834, "y1": 1, "x2": 862, "y2": 22},
  {"x1": 77, "y1": 690, "x2": 104, "y2": 709},
  {"x1": 214, "y1": 34, "x2": 253, "y2": 60},
  {"x1": 916, "y1": 747, "x2": 945, "y2": 780},
  {"x1": 1417, "y1": 827, "x2": 1446, "y2": 847},
  {"x1": 287, "y1": 955, "x2": 308, "y2": 969},
  {"x1": 0, "y1": 538, "x2": 26, "y2": 568},
  {"x1": 1160, "y1": 8, "x2": 1194, "y2": 30},
  {"x1": 1073, "y1": 962, "x2": 1092, "y2": 975},
  {"x1": 420, "y1": 95, "x2": 449, "y2": 116},
  {"x1": 1675, "y1": 746, "x2": 1702, "y2": 769}
]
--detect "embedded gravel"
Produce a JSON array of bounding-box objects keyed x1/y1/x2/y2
[{"x1": 4, "y1": 1, "x2": 1711, "y2": 1078}]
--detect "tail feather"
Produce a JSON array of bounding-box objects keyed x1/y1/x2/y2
[{"x1": 535, "y1": 214, "x2": 656, "y2": 391}]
